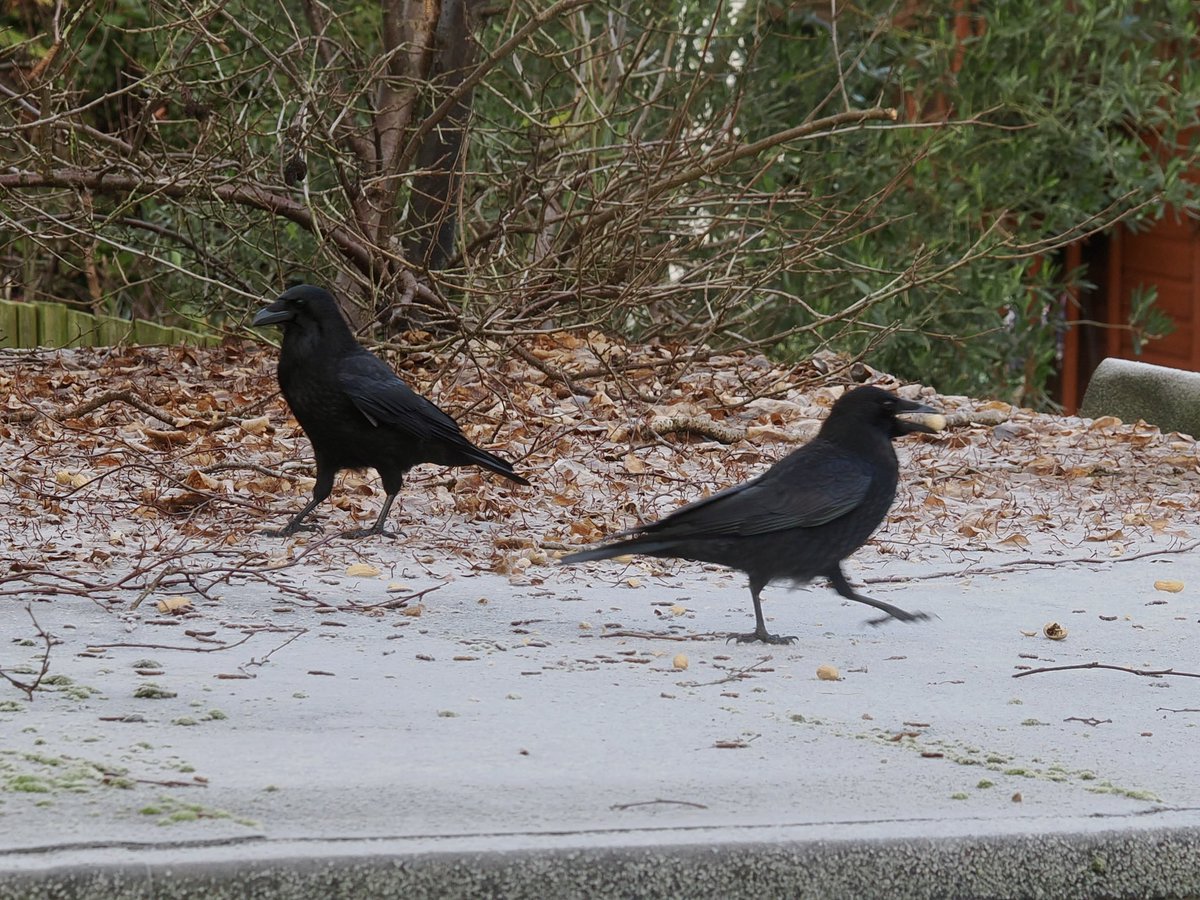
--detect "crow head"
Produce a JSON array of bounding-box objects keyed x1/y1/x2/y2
[
  {"x1": 253, "y1": 285, "x2": 336, "y2": 328},
  {"x1": 252, "y1": 284, "x2": 346, "y2": 329},
  {"x1": 822, "y1": 385, "x2": 944, "y2": 441}
]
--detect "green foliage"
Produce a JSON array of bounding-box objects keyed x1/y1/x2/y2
[{"x1": 746, "y1": 1, "x2": 1200, "y2": 404}]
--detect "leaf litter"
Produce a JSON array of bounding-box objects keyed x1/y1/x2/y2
[{"x1": 1, "y1": 335, "x2": 1197, "y2": 613}]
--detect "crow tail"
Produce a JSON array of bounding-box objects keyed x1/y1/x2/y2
[
  {"x1": 560, "y1": 536, "x2": 674, "y2": 565},
  {"x1": 460, "y1": 445, "x2": 530, "y2": 486}
]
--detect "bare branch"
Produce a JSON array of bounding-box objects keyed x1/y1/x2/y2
[{"x1": 0, "y1": 168, "x2": 378, "y2": 276}]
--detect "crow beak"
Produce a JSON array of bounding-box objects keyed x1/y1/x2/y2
[
  {"x1": 252, "y1": 298, "x2": 294, "y2": 327},
  {"x1": 894, "y1": 399, "x2": 945, "y2": 435}
]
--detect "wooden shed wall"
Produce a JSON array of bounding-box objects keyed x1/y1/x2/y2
[
  {"x1": 1109, "y1": 215, "x2": 1200, "y2": 368},
  {"x1": 1059, "y1": 213, "x2": 1200, "y2": 413}
]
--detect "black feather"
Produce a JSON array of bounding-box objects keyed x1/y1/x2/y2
[
  {"x1": 253, "y1": 284, "x2": 528, "y2": 537},
  {"x1": 562, "y1": 386, "x2": 938, "y2": 643}
]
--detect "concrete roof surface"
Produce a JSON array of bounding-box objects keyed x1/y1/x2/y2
[{"x1": 2, "y1": 533, "x2": 1198, "y2": 898}]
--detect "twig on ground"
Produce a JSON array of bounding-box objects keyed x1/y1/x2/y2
[
  {"x1": 130, "y1": 566, "x2": 174, "y2": 610},
  {"x1": 199, "y1": 390, "x2": 280, "y2": 431},
  {"x1": 239, "y1": 628, "x2": 310, "y2": 673},
  {"x1": 0, "y1": 606, "x2": 54, "y2": 700},
  {"x1": 512, "y1": 345, "x2": 596, "y2": 398},
  {"x1": 678, "y1": 655, "x2": 774, "y2": 687},
  {"x1": 601, "y1": 630, "x2": 720, "y2": 642},
  {"x1": 943, "y1": 408, "x2": 1011, "y2": 428},
  {"x1": 640, "y1": 415, "x2": 746, "y2": 445},
  {"x1": 3, "y1": 389, "x2": 183, "y2": 427},
  {"x1": 359, "y1": 584, "x2": 442, "y2": 610},
  {"x1": 866, "y1": 539, "x2": 1200, "y2": 585},
  {"x1": 1013, "y1": 661, "x2": 1200, "y2": 680},
  {"x1": 610, "y1": 798, "x2": 708, "y2": 811},
  {"x1": 86, "y1": 626, "x2": 303, "y2": 655},
  {"x1": 103, "y1": 773, "x2": 207, "y2": 788}
]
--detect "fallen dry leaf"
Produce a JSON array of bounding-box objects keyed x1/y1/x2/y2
[
  {"x1": 184, "y1": 469, "x2": 220, "y2": 491},
  {"x1": 1153, "y1": 580, "x2": 1184, "y2": 593},
  {"x1": 2, "y1": 334, "x2": 1199, "y2": 628}
]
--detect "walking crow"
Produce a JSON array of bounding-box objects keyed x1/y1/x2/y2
[
  {"x1": 252, "y1": 284, "x2": 529, "y2": 537},
  {"x1": 562, "y1": 386, "x2": 941, "y2": 643}
]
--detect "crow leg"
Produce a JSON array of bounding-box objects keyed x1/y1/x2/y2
[
  {"x1": 727, "y1": 578, "x2": 797, "y2": 645},
  {"x1": 265, "y1": 467, "x2": 334, "y2": 537},
  {"x1": 827, "y1": 566, "x2": 929, "y2": 625},
  {"x1": 341, "y1": 492, "x2": 399, "y2": 539}
]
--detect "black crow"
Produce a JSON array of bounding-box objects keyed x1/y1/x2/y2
[
  {"x1": 252, "y1": 284, "x2": 529, "y2": 537},
  {"x1": 562, "y1": 386, "x2": 941, "y2": 643}
]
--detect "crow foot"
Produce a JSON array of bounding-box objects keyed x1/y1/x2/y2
[
  {"x1": 866, "y1": 609, "x2": 931, "y2": 626},
  {"x1": 339, "y1": 526, "x2": 397, "y2": 540},
  {"x1": 262, "y1": 522, "x2": 321, "y2": 538},
  {"x1": 726, "y1": 630, "x2": 798, "y2": 645}
]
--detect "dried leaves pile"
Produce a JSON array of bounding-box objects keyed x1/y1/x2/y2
[{"x1": 1, "y1": 334, "x2": 1198, "y2": 607}]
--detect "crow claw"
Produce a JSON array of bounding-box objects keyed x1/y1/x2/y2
[
  {"x1": 339, "y1": 527, "x2": 398, "y2": 540},
  {"x1": 726, "y1": 631, "x2": 799, "y2": 645},
  {"x1": 866, "y1": 609, "x2": 931, "y2": 627},
  {"x1": 262, "y1": 522, "x2": 321, "y2": 538}
]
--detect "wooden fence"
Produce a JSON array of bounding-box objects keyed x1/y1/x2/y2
[{"x1": 0, "y1": 300, "x2": 219, "y2": 349}]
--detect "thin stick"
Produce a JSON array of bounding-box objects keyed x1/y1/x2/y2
[
  {"x1": 610, "y1": 798, "x2": 708, "y2": 811},
  {"x1": 358, "y1": 584, "x2": 442, "y2": 611},
  {"x1": 601, "y1": 630, "x2": 720, "y2": 642},
  {"x1": 1013, "y1": 661, "x2": 1200, "y2": 680},
  {"x1": 4, "y1": 389, "x2": 182, "y2": 427},
  {"x1": 0, "y1": 607, "x2": 54, "y2": 700},
  {"x1": 679, "y1": 655, "x2": 774, "y2": 687},
  {"x1": 85, "y1": 632, "x2": 282, "y2": 654},
  {"x1": 511, "y1": 345, "x2": 596, "y2": 398},
  {"x1": 867, "y1": 539, "x2": 1200, "y2": 585}
]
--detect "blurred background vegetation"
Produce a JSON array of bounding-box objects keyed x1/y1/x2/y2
[{"x1": 1, "y1": 0, "x2": 1197, "y2": 407}]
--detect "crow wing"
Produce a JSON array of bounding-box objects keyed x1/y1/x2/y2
[
  {"x1": 337, "y1": 352, "x2": 467, "y2": 445},
  {"x1": 626, "y1": 442, "x2": 873, "y2": 539}
]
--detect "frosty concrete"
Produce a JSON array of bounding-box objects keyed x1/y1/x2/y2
[{"x1": 3, "y1": 537, "x2": 1199, "y2": 897}]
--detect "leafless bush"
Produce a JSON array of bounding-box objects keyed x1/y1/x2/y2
[
  {"x1": 0, "y1": 4, "x2": 909, "y2": 324},
  {"x1": 1, "y1": 1, "x2": 1194, "y2": 404}
]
